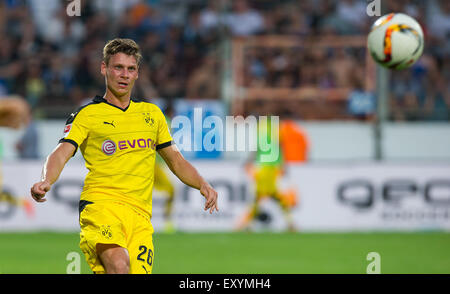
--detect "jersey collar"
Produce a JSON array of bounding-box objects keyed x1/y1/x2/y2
[{"x1": 93, "y1": 95, "x2": 133, "y2": 112}]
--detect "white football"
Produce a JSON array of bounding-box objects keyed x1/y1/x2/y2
[{"x1": 367, "y1": 13, "x2": 424, "y2": 70}]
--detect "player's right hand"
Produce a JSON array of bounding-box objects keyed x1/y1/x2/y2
[{"x1": 30, "y1": 181, "x2": 51, "y2": 203}]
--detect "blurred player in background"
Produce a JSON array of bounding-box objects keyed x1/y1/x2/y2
[
  {"x1": 0, "y1": 96, "x2": 35, "y2": 217},
  {"x1": 30, "y1": 38, "x2": 218, "y2": 274},
  {"x1": 0, "y1": 95, "x2": 30, "y2": 130},
  {"x1": 237, "y1": 115, "x2": 309, "y2": 232},
  {"x1": 279, "y1": 117, "x2": 309, "y2": 164},
  {"x1": 153, "y1": 102, "x2": 176, "y2": 233}
]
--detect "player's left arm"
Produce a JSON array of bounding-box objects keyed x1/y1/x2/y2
[{"x1": 157, "y1": 144, "x2": 219, "y2": 214}]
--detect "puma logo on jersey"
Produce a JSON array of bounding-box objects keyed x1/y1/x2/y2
[{"x1": 103, "y1": 120, "x2": 115, "y2": 128}]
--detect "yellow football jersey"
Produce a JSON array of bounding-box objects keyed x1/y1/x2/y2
[{"x1": 60, "y1": 95, "x2": 173, "y2": 216}]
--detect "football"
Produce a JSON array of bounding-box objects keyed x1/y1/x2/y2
[{"x1": 367, "y1": 13, "x2": 424, "y2": 70}]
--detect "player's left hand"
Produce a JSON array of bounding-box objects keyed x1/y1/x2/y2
[{"x1": 200, "y1": 182, "x2": 219, "y2": 214}]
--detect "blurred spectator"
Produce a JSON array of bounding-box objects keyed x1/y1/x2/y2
[
  {"x1": 27, "y1": 0, "x2": 61, "y2": 38},
  {"x1": 262, "y1": 1, "x2": 308, "y2": 36},
  {"x1": 135, "y1": 64, "x2": 159, "y2": 100},
  {"x1": 93, "y1": 0, "x2": 141, "y2": 19},
  {"x1": 423, "y1": 53, "x2": 450, "y2": 121},
  {"x1": 225, "y1": 0, "x2": 264, "y2": 36},
  {"x1": 390, "y1": 69, "x2": 419, "y2": 121},
  {"x1": 42, "y1": 55, "x2": 74, "y2": 102},
  {"x1": 335, "y1": 0, "x2": 368, "y2": 34},
  {"x1": 245, "y1": 47, "x2": 268, "y2": 86},
  {"x1": 427, "y1": 0, "x2": 450, "y2": 57},
  {"x1": 186, "y1": 52, "x2": 220, "y2": 99},
  {"x1": 184, "y1": 8, "x2": 204, "y2": 44},
  {"x1": 329, "y1": 48, "x2": 360, "y2": 88},
  {"x1": 140, "y1": 31, "x2": 165, "y2": 70},
  {"x1": 73, "y1": 44, "x2": 104, "y2": 97},
  {"x1": 387, "y1": 0, "x2": 420, "y2": 18},
  {"x1": 315, "y1": 0, "x2": 351, "y2": 35},
  {"x1": 347, "y1": 75, "x2": 375, "y2": 120},
  {"x1": 199, "y1": 0, "x2": 223, "y2": 34},
  {"x1": 22, "y1": 57, "x2": 45, "y2": 108},
  {"x1": 15, "y1": 108, "x2": 39, "y2": 159},
  {"x1": 42, "y1": 6, "x2": 85, "y2": 57},
  {"x1": 139, "y1": 5, "x2": 171, "y2": 39},
  {"x1": 0, "y1": 36, "x2": 22, "y2": 96}
]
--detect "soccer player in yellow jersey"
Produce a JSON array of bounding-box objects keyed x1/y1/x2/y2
[{"x1": 30, "y1": 38, "x2": 219, "y2": 274}]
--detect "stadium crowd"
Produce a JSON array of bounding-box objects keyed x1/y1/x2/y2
[{"x1": 0, "y1": 0, "x2": 448, "y2": 120}]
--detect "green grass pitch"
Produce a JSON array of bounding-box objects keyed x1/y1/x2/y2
[{"x1": 0, "y1": 232, "x2": 448, "y2": 274}]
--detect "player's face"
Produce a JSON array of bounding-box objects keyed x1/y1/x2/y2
[{"x1": 101, "y1": 53, "x2": 139, "y2": 98}]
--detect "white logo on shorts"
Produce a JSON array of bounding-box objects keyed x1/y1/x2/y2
[{"x1": 102, "y1": 140, "x2": 116, "y2": 155}]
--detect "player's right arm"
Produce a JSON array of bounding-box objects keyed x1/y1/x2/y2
[
  {"x1": 30, "y1": 142, "x2": 75, "y2": 203},
  {"x1": 31, "y1": 103, "x2": 91, "y2": 202}
]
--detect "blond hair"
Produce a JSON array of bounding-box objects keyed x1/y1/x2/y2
[{"x1": 103, "y1": 38, "x2": 142, "y2": 66}]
